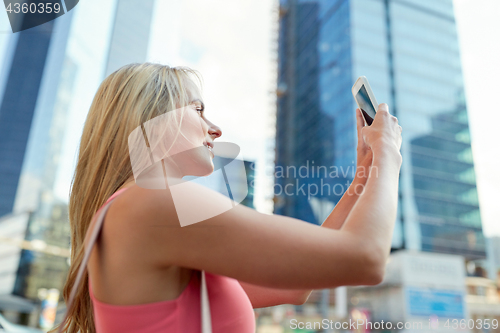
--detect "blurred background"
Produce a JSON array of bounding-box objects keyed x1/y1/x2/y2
[{"x1": 0, "y1": 0, "x2": 498, "y2": 332}]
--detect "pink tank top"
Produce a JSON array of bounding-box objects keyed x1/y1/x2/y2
[{"x1": 88, "y1": 187, "x2": 256, "y2": 333}]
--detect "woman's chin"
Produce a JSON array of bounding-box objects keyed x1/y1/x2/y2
[{"x1": 199, "y1": 160, "x2": 215, "y2": 177}]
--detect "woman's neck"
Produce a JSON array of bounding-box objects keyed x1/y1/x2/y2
[{"x1": 119, "y1": 158, "x2": 184, "y2": 191}]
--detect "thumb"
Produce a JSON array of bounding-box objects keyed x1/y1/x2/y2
[{"x1": 378, "y1": 103, "x2": 389, "y2": 113}]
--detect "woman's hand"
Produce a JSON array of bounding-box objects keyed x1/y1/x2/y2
[
  {"x1": 360, "y1": 103, "x2": 402, "y2": 164},
  {"x1": 355, "y1": 108, "x2": 373, "y2": 169}
]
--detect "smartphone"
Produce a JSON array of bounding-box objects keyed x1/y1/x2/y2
[{"x1": 352, "y1": 76, "x2": 379, "y2": 126}]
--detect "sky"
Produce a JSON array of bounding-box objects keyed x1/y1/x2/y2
[
  {"x1": 147, "y1": 0, "x2": 278, "y2": 214},
  {"x1": 453, "y1": 0, "x2": 500, "y2": 236}
]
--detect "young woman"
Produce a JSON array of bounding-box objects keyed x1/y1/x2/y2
[{"x1": 53, "y1": 62, "x2": 402, "y2": 333}]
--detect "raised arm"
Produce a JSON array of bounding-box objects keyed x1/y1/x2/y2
[
  {"x1": 249, "y1": 104, "x2": 399, "y2": 304},
  {"x1": 320, "y1": 108, "x2": 374, "y2": 230},
  {"x1": 108, "y1": 104, "x2": 402, "y2": 291},
  {"x1": 339, "y1": 103, "x2": 402, "y2": 265},
  {"x1": 239, "y1": 107, "x2": 380, "y2": 307}
]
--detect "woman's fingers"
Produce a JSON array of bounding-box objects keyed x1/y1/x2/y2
[
  {"x1": 356, "y1": 108, "x2": 370, "y2": 155},
  {"x1": 356, "y1": 108, "x2": 365, "y2": 139},
  {"x1": 378, "y1": 103, "x2": 389, "y2": 113},
  {"x1": 361, "y1": 102, "x2": 403, "y2": 153}
]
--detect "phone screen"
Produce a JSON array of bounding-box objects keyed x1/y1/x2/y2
[{"x1": 356, "y1": 85, "x2": 377, "y2": 125}]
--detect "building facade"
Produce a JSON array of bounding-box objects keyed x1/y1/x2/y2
[
  {"x1": 350, "y1": 251, "x2": 470, "y2": 333},
  {"x1": 104, "y1": 0, "x2": 156, "y2": 76},
  {"x1": 0, "y1": 10, "x2": 72, "y2": 218},
  {"x1": 275, "y1": 0, "x2": 485, "y2": 260}
]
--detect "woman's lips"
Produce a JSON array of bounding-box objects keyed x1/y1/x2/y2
[{"x1": 203, "y1": 142, "x2": 214, "y2": 158}]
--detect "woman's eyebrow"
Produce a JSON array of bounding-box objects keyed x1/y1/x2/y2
[{"x1": 190, "y1": 99, "x2": 205, "y2": 111}]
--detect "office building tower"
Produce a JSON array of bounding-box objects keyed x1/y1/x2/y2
[
  {"x1": 189, "y1": 156, "x2": 255, "y2": 209},
  {"x1": 275, "y1": 0, "x2": 485, "y2": 260},
  {"x1": 104, "y1": 0, "x2": 155, "y2": 76},
  {"x1": 0, "y1": 11, "x2": 72, "y2": 217}
]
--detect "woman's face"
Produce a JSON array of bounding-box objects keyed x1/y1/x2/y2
[{"x1": 165, "y1": 79, "x2": 222, "y2": 177}]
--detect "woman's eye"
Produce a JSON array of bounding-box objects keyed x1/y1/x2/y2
[{"x1": 191, "y1": 103, "x2": 204, "y2": 116}]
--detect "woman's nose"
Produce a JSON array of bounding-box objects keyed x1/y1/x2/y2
[{"x1": 208, "y1": 124, "x2": 222, "y2": 139}]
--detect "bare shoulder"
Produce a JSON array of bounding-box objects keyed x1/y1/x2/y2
[
  {"x1": 108, "y1": 180, "x2": 243, "y2": 228},
  {"x1": 102, "y1": 181, "x2": 227, "y2": 265},
  {"x1": 102, "y1": 180, "x2": 255, "y2": 267},
  {"x1": 105, "y1": 184, "x2": 180, "y2": 233}
]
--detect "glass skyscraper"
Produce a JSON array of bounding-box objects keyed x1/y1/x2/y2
[
  {"x1": 104, "y1": 0, "x2": 155, "y2": 76},
  {"x1": 275, "y1": 0, "x2": 485, "y2": 260},
  {"x1": 0, "y1": 11, "x2": 72, "y2": 217}
]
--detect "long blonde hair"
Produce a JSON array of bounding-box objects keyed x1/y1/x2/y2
[{"x1": 51, "y1": 63, "x2": 202, "y2": 333}]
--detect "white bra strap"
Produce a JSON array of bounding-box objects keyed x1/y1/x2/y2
[
  {"x1": 201, "y1": 270, "x2": 212, "y2": 333},
  {"x1": 56, "y1": 197, "x2": 114, "y2": 333}
]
